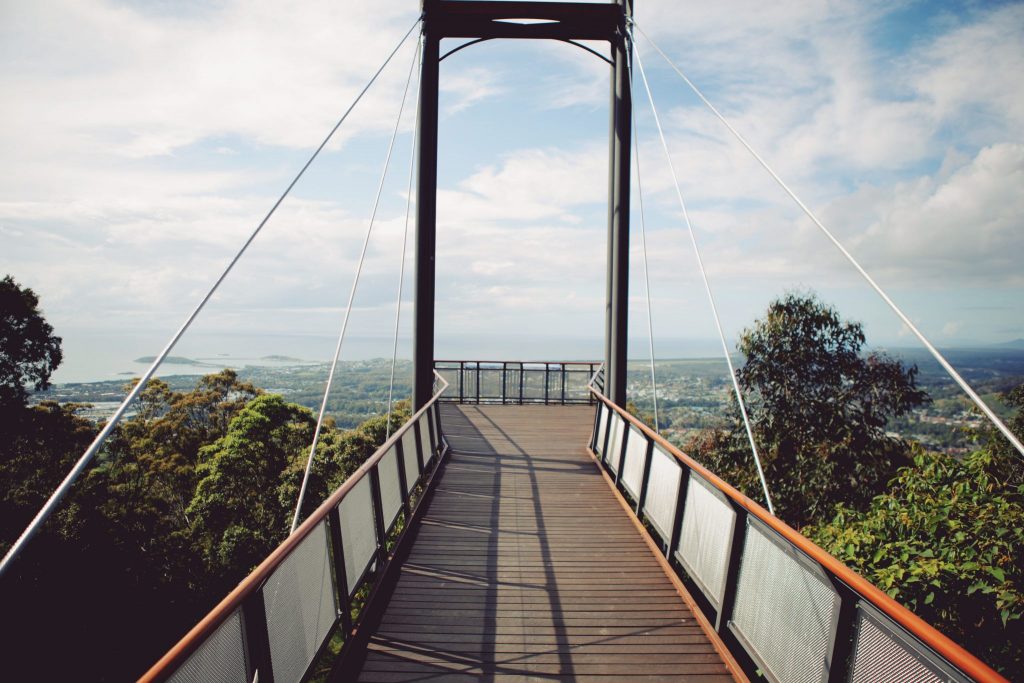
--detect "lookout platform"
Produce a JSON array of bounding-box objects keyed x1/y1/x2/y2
[{"x1": 355, "y1": 404, "x2": 739, "y2": 682}]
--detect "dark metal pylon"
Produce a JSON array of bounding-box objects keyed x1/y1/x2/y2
[{"x1": 413, "y1": 0, "x2": 634, "y2": 409}]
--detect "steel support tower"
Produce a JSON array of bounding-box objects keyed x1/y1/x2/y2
[{"x1": 413, "y1": 0, "x2": 634, "y2": 408}]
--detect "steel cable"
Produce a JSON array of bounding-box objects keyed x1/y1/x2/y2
[
  {"x1": 292, "y1": 29, "x2": 421, "y2": 533},
  {"x1": 632, "y1": 38, "x2": 777, "y2": 515},
  {"x1": 631, "y1": 95, "x2": 661, "y2": 433},
  {"x1": 634, "y1": 20, "x2": 1024, "y2": 461},
  {"x1": 386, "y1": 36, "x2": 423, "y2": 442},
  {"x1": 0, "y1": 16, "x2": 424, "y2": 578}
]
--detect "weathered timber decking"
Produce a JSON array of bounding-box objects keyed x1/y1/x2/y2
[{"x1": 355, "y1": 404, "x2": 737, "y2": 682}]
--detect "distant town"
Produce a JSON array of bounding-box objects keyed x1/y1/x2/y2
[{"x1": 34, "y1": 346, "x2": 1024, "y2": 454}]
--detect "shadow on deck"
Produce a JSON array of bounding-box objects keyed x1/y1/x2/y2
[{"x1": 355, "y1": 404, "x2": 736, "y2": 682}]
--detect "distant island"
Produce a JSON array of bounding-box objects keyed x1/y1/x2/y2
[
  {"x1": 260, "y1": 355, "x2": 306, "y2": 362},
  {"x1": 133, "y1": 356, "x2": 219, "y2": 367}
]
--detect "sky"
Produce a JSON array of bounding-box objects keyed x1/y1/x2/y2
[{"x1": 1, "y1": 0, "x2": 1023, "y2": 382}]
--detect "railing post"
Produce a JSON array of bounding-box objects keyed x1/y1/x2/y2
[
  {"x1": 327, "y1": 507, "x2": 353, "y2": 637},
  {"x1": 413, "y1": 419, "x2": 426, "y2": 473},
  {"x1": 475, "y1": 362, "x2": 480, "y2": 403},
  {"x1": 241, "y1": 586, "x2": 275, "y2": 683},
  {"x1": 518, "y1": 362, "x2": 524, "y2": 403},
  {"x1": 425, "y1": 409, "x2": 438, "y2": 467},
  {"x1": 369, "y1": 467, "x2": 388, "y2": 566},
  {"x1": 827, "y1": 587, "x2": 859, "y2": 682},
  {"x1": 395, "y1": 439, "x2": 410, "y2": 517},
  {"x1": 667, "y1": 467, "x2": 689, "y2": 559},
  {"x1": 433, "y1": 404, "x2": 443, "y2": 456},
  {"x1": 635, "y1": 436, "x2": 655, "y2": 516},
  {"x1": 560, "y1": 364, "x2": 566, "y2": 404},
  {"x1": 458, "y1": 361, "x2": 464, "y2": 402},
  {"x1": 501, "y1": 361, "x2": 507, "y2": 404},
  {"x1": 715, "y1": 507, "x2": 748, "y2": 632},
  {"x1": 544, "y1": 364, "x2": 550, "y2": 404}
]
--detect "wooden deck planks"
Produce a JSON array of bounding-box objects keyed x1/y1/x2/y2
[{"x1": 356, "y1": 404, "x2": 736, "y2": 682}]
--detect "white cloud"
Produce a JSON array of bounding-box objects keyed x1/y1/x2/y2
[
  {"x1": 439, "y1": 145, "x2": 608, "y2": 223},
  {"x1": 2, "y1": 0, "x2": 1023, "y2": 363},
  {"x1": 838, "y1": 143, "x2": 1024, "y2": 286},
  {"x1": 911, "y1": 3, "x2": 1024, "y2": 140}
]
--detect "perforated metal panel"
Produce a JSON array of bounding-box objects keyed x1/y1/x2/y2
[
  {"x1": 849, "y1": 607, "x2": 951, "y2": 683},
  {"x1": 595, "y1": 404, "x2": 608, "y2": 456},
  {"x1": 641, "y1": 444, "x2": 681, "y2": 541},
  {"x1": 676, "y1": 473, "x2": 734, "y2": 605},
  {"x1": 339, "y1": 476, "x2": 376, "y2": 594},
  {"x1": 732, "y1": 521, "x2": 839, "y2": 683},
  {"x1": 377, "y1": 447, "x2": 403, "y2": 530},
  {"x1": 620, "y1": 427, "x2": 647, "y2": 498},
  {"x1": 263, "y1": 521, "x2": 338, "y2": 683},
  {"x1": 418, "y1": 415, "x2": 432, "y2": 466},
  {"x1": 167, "y1": 609, "x2": 247, "y2": 683},
  {"x1": 605, "y1": 416, "x2": 624, "y2": 474},
  {"x1": 401, "y1": 428, "x2": 421, "y2": 489}
]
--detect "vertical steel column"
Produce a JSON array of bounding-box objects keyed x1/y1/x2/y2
[
  {"x1": 414, "y1": 18, "x2": 440, "y2": 410},
  {"x1": 605, "y1": 0, "x2": 632, "y2": 407}
]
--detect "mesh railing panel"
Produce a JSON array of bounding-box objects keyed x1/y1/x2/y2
[
  {"x1": 677, "y1": 473, "x2": 734, "y2": 605},
  {"x1": 401, "y1": 428, "x2": 420, "y2": 490},
  {"x1": 522, "y1": 367, "x2": 546, "y2": 401},
  {"x1": 339, "y1": 475, "x2": 376, "y2": 595},
  {"x1": 732, "y1": 521, "x2": 838, "y2": 683},
  {"x1": 377, "y1": 447, "x2": 403, "y2": 531},
  {"x1": 167, "y1": 609, "x2": 248, "y2": 683},
  {"x1": 417, "y1": 413, "x2": 432, "y2": 466},
  {"x1": 545, "y1": 366, "x2": 562, "y2": 400},
  {"x1": 478, "y1": 366, "x2": 502, "y2": 399},
  {"x1": 263, "y1": 521, "x2": 338, "y2": 683},
  {"x1": 565, "y1": 369, "x2": 591, "y2": 401},
  {"x1": 605, "y1": 415, "x2": 625, "y2": 474},
  {"x1": 595, "y1": 404, "x2": 609, "y2": 457},
  {"x1": 620, "y1": 427, "x2": 647, "y2": 499},
  {"x1": 642, "y1": 444, "x2": 682, "y2": 541},
  {"x1": 849, "y1": 607, "x2": 950, "y2": 683}
]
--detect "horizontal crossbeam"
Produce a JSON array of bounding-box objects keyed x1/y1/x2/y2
[{"x1": 425, "y1": 0, "x2": 622, "y2": 41}]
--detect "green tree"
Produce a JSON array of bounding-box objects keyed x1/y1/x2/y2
[
  {"x1": 278, "y1": 400, "x2": 413, "y2": 525},
  {"x1": 0, "y1": 275, "x2": 62, "y2": 410},
  {"x1": 977, "y1": 384, "x2": 1024, "y2": 485},
  {"x1": 0, "y1": 276, "x2": 96, "y2": 550},
  {"x1": 187, "y1": 394, "x2": 316, "y2": 576},
  {"x1": 689, "y1": 293, "x2": 929, "y2": 528},
  {"x1": 806, "y1": 441, "x2": 1024, "y2": 674},
  {"x1": 0, "y1": 401, "x2": 96, "y2": 551}
]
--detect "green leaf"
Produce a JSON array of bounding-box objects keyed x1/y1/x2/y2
[
  {"x1": 988, "y1": 566, "x2": 1006, "y2": 582},
  {"x1": 924, "y1": 591, "x2": 934, "y2": 605}
]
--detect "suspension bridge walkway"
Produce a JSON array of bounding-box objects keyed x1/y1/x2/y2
[
  {"x1": 3, "y1": 1, "x2": 1019, "y2": 682},
  {"x1": 136, "y1": 362, "x2": 1003, "y2": 682},
  {"x1": 355, "y1": 403, "x2": 737, "y2": 681}
]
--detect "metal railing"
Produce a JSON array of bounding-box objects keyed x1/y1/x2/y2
[
  {"x1": 588, "y1": 384, "x2": 1006, "y2": 683},
  {"x1": 434, "y1": 359, "x2": 599, "y2": 405},
  {"x1": 141, "y1": 373, "x2": 449, "y2": 683}
]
